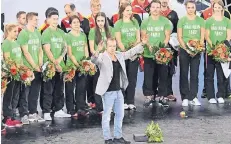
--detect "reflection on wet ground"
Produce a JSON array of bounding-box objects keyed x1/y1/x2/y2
[{"x1": 2, "y1": 99, "x2": 231, "y2": 143}]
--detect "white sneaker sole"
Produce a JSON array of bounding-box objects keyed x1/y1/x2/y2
[{"x1": 54, "y1": 115, "x2": 71, "y2": 118}]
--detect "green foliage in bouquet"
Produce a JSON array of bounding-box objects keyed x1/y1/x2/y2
[
  {"x1": 151, "y1": 42, "x2": 166, "y2": 60},
  {"x1": 145, "y1": 121, "x2": 163, "y2": 143}
]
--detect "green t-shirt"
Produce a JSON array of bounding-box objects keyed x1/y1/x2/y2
[
  {"x1": 141, "y1": 16, "x2": 173, "y2": 58},
  {"x1": 114, "y1": 18, "x2": 139, "y2": 50},
  {"x1": 66, "y1": 32, "x2": 87, "y2": 66},
  {"x1": 89, "y1": 27, "x2": 114, "y2": 51},
  {"x1": 177, "y1": 16, "x2": 205, "y2": 43},
  {"x1": 41, "y1": 27, "x2": 66, "y2": 68},
  {"x1": 205, "y1": 17, "x2": 231, "y2": 51},
  {"x1": 2, "y1": 39, "x2": 22, "y2": 64},
  {"x1": 17, "y1": 29, "x2": 41, "y2": 69}
]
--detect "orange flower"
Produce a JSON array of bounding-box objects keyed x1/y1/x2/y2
[
  {"x1": 217, "y1": 48, "x2": 223, "y2": 54},
  {"x1": 220, "y1": 53, "x2": 225, "y2": 59},
  {"x1": 212, "y1": 50, "x2": 218, "y2": 56},
  {"x1": 10, "y1": 67, "x2": 17, "y2": 75},
  {"x1": 162, "y1": 58, "x2": 167, "y2": 63},
  {"x1": 21, "y1": 73, "x2": 28, "y2": 81},
  {"x1": 165, "y1": 52, "x2": 171, "y2": 58},
  {"x1": 189, "y1": 40, "x2": 197, "y2": 47},
  {"x1": 26, "y1": 70, "x2": 33, "y2": 77}
]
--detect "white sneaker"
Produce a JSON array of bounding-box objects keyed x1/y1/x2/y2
[
  {"x1": 44, "y1": 113, "x2": 52, "y2": 121},
  {"x1": 182, "y1": 99, "x2": 189, "y2": 107},
  {"x1": 128, "y1": 104, "x2": 136, "y2": 110},
  {"x1": 217, "y1": 98, "x2": 225, "y2": 104},
  {"x1": 190, "y1": 98, "x2": 201, "y2": 106},
  {"x1": 124, "y1": 104, "x2": 129, "y2": 110},
  {"x1": 21, "y1": 115, "x2": 30, "y2": 125},
  {"x1": 209, "y1": 98, "x2": 217, "y2": 104},
  {"x1": 28, "y1": 114, "x2": 37, "y2": 122},
  {"x1": 54, "y1": 110, "x2": 71, "y2": 118},
  {"x1": 35, "y1": 113, "x2": 45, "y2": 122}
]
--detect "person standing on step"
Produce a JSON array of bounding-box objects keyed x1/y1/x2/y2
[
  {"x1": 17, "y1": 12, "x2": 44, "y2": 124},
  {"x1": 41, "y1": 8, "x2": 71, "y2": 121},
  {"x1": 89, "y1": 12, "x2": 114, "y2": 113},
  {"x1": 114, "y1": 3, "x2": 141, "y2": 110},
  {"x1": 177, "y1": 0, "x2": 205, "y2": 107},
  {"x1": 65, "y1": 15, "x2": 89, "y2": 117},
  {"x1": 141, "y1": 0, "x2": 172, "y2": 107},
  {"x1": 205, "y1": 0, "x2": 231, "y2": 104}
]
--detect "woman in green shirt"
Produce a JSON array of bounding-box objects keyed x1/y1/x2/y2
[
  {"x1": 205, "y1": 1, "x2": 231, "y2": 104},
  {"x1": 114, "y1": 3, "x2": 140, "y2": 110},
  {"x1": 65, "y1": 15, "x2": 89, "y2": 117},
  {"x1": 2, "y1": 24, "x2": 23, "y2": 127},
  {"x1": 88, "y1": 12, "x2": 113, "y2": 113},
  {"x1": 177, "y1": 0, "x2": 205, "y2": 107}
]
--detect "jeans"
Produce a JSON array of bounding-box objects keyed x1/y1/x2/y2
[{"x1": 102, "y1": 90, "x2": 124, "y2": 140}]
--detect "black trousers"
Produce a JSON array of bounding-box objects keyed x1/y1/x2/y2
[
  {"x1": 143, "y1": 58, "x2": 168, "y2": 97},
  {"x1": 42, "y1": 72, "x2": 64, "y2": 113},
  {"x1": 86, "y1": 75, "x2": 95, "y2": 103},
  {"x1": 124, "y1": 59, "x2": 139, "y2": 104},
  {"x1": 3, "y1": 80, "x2": 21, "y2": 119},
  {"x1": 19, "y1": 72, "x2": 41, "y2": 117},
  {"x1": 65, "y1": 72, "x2": 87, "y2": 114},
  {"x1": 179, "y1": 48, "x2": 201, "y2": 100},
  {"x1": 206, "y1": 56, "x2": 226, "y2": 99}
]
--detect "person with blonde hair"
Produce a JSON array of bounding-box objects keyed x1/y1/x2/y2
[{"x1": 2, "y1": 24, "x2": 23, "y2": 127}]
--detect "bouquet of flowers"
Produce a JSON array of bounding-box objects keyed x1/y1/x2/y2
[
  {"x1": 18, "y1": 66, "x2": 35, "y2": 86},
  {"x1": 186, "y1": 39, "x2": 205, "y2": 56},
  {"x1": 155, "y1": 48, "x2": 173, "y2": 65},
  {"x1": 78, "y1": 57, "x2": 97, "y2": 76},
  {"x1": 5, "y1": 59, "x2": 20, "y2": 81},
  {"x1": 208, "y1": 41, "x2": 230, "y2": 63},
  {"x1": 145, "y1": 121, "x2": 163, "y2": 143},
  {"x1": 42, "y1": 62, "x2": 56, "y2": 82},
  {"x1": 63, "y1": 64, "x2": 77, "y2": 82}
]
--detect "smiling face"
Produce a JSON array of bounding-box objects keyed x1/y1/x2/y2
[
  {"x1": 49, "y1": 15, "x2": 59, "y2": 27},
  {"x1": 123, "y1": 5, "x2": 133, "y2": 18},
  {"x1": 70, "y1": 18, "x2": 80, "y2": 31},
  {"x1": 150, "y1": 2, "x2": 161, "y2": 16},
  {"x1": 186, "y1": 2, "x2": 196, "y2": 15},
  {"x1": 213, "y1": 2, "x2": 224, "y2": 15},
  {"x1": 96, "y1": 16, "x2": 105, "y2": 29}
]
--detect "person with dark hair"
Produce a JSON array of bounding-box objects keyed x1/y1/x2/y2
[
  {"x1": 111, "y1": 0, "x2": 142, "y2": 26},
  {"x1": 17, "y1": 12, "x2": 44, "y2": 124},
  {"x1": 177, "y1": 0, "x2": 205, "y2": 107},
  {"x1": 41, "y1": 8, "x2": 71, "y2": 120},
  {"x1": 16, "y1": 11, "x2": 26, "y2": 33},
  {"x1": 141, "y1": 0, "x2": 172, "y2": 107},
  {"x1": 38, "y1": 7, "x2": 62, "y2": 34},
  {"x1": 91, "y1": 37, "x2": 146, "y2": 144},
  {"x1": 200, "y1": 0, "x2": 231, "y2": 99},
  {"x1": 65, "y1": 15, "x2": 89, "y2": 117},
  {"x1": 87, "y1": 0, "x2": 113, "y2": 28},
  {"x1": 114, "y1": 3, "x2": 140, "y2": 110},
  {"x1": 1, "y1": 13, "x2": 4, "y2": 32},
  {"x1": 160, "y1": 0, "x2": 179, "y2": 101},
  {"x1": 88, "y1": 12, "x2": 114, "y2": 113},
  {"x1": 2, "y1": 24, "x2": 23, "y2": 127},
  {"x1": 205, "y1": 0, "x2": 231, "y2": 104},
  {"x1": 61, "y1": 3, "x2": 90, "y2": 35}
]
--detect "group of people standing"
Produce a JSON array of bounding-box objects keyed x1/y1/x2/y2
[{"x1": 1, "y1": 0, "x2": 231, "y2": 143}]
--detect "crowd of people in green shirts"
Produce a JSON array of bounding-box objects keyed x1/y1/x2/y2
[{"x1": 1, "y1": 0, "x2": 231, "y2": 140}]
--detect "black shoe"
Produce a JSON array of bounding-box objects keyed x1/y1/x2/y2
[
  {"x1": 113, "y1": 137, "x2": 131, "y2": 144},
  {"x1": 201, "y1": 88, "x2": 207, "y2": 98},
  {"x1": 105, "y1": 139, "x2": 114, "y2": 144},
  {"x1": 159, "y1": 98, "x2": 169, "y2": 107}
]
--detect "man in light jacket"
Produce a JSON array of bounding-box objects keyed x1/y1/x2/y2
[{"x1": 91, "y1": 37, "x2": 146, "y2": 144}]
